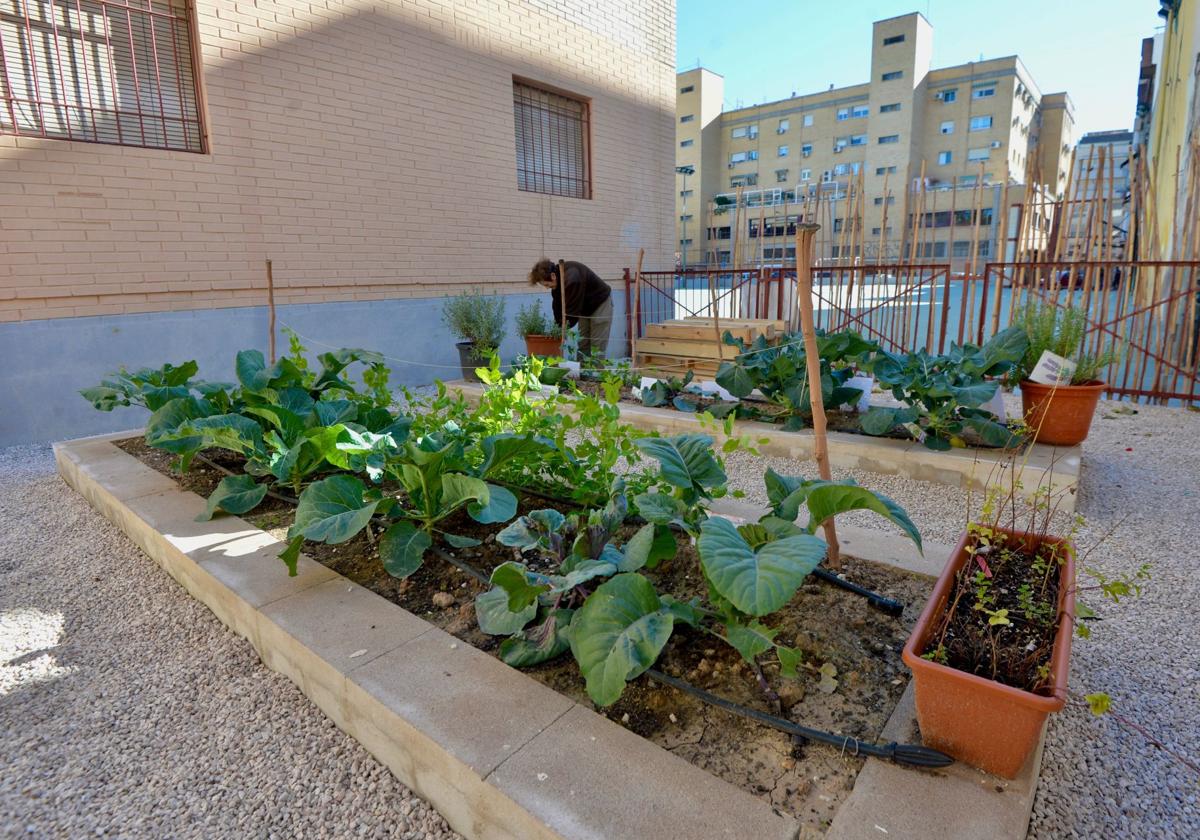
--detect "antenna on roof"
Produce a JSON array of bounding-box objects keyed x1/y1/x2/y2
[{"x1": 828, "y1": 83, "x2": 834, "y2": 91}]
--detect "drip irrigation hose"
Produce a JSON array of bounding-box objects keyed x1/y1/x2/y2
[
  {"x1": 811, "y1": 567, "x2": 905, "y2": 617},
  {"x1": 646, "y1": 669, "x2": 953, "y2": 769}
]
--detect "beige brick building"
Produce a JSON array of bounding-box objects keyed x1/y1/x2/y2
[
  {"x1": 0, "y1": 0, "x2": 676, "y2": 444},
  {"x1": 675, "y1": 12, "x2": 1075, "y2": 268}
]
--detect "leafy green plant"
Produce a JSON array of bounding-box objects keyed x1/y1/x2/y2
[
  {"x1": 1009, "y1": 299, "x2": 1120, "y2": 385},
  {"x1": 638, "y1": 370, "x2": 702, "y2": 412},
  {"x1": 515, "y1": 300, "x2": 561, "y2": 338},
  {"x1": 861, "y1": 326, "x2": 1028, "y2": 450},
  {"x1": 716, "y1": 329, "x2": 878, "y2": 430},
  {"x1": 631, "y1": 433, "x2": 728, "y2": 535},
  {"x1": 80, "y1": 360, "x2": 227, "y2": 413},
  {"x1": 442, "y1": 291, "x2": 506, "y2": 354},
  {"x1": 473, "y1": 480, "x2": 673, "y2": 673}
]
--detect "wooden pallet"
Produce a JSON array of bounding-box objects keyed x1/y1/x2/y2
[{"x1": 635, "y1": 317, "x2": 783, "y2": 379}]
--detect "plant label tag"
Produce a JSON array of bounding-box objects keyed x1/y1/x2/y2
[
  {"x1": 901, "y1": 422, "x2": 925, "y2": 442},
  {"x1": 1030, "y1": 350, "x2": 1076, "y2": 385},
  {"x1": 843, "y1": 374, "x2": 874, "y2": 413},
  {"x1": 981, "y1": 388, "x2": 1007, "y2": 422}
]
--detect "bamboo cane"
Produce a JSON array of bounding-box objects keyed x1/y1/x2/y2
[
  {"x1": 991, "y1": 180, "x2": 1010, "y2": 336},
  {"x1": 266, "y1": 259, "x2": 276, "y2": 363},
  {"x1": 558, "y1": 259, "x2": 569, "y2": 355},
  {"x1": 795, "y1": 222, "x2": 840, "y2": 568}
]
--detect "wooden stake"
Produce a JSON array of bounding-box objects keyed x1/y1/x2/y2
[
  {"x1": 266, "y1": 259, "x2": 277, "y2": 363},
  {"x1": 557, "y1": 259, "x2": 569, "y2": 356},
  {"x1": 795, "y1": 222, "x2": 840, "y2": 566},
  {"x1": 631, "y1": 248, "x2": 644, "y2": 365}
]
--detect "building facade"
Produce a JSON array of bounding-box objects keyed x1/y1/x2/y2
[
  {"x1": 1065, "y1": 130, "x2": 1134, "y2": 258},
  {"x1": 675, "y1": 12, "x2": 1075, "y2": 268},
  {"x1": 0, "y1": 0, "x2": 676, "y2": 445}
]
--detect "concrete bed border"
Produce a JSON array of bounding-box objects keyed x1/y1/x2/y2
[
  {"x1": 54, "y1": 432, "x2": 1045, "y2": 840},
  {"x1": 446, "y1": 379, "x2": 1083, "y2": 514}
]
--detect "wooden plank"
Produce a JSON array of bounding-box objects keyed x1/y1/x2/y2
[
  {"x1": 636, "y1": 338, "x2": 733, "y2": 359},
  {"x1": 645, "y1": 323, "x2": 757, "y2": 342}
]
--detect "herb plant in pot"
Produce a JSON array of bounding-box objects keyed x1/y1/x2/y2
[
  {"x1": 1012, "y1": 301, "x2": 1119, "y2": 446},
  {"x1": 902, "y1": 489, "x2": 1076, "y2": 778},
  {"x1": 442, "y1": 291, "x2": 506, "y2": 383},
  {"x1": 515, "y1": 300, "x2": 563, "y2": 358}
]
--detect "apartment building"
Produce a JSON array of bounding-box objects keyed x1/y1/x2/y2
[
  {"x1": 0, "y1": 0, "x2": 676, "y2": 445},
  {"x1": 675, "y1": 12, "x2": 1075, "y2": 267}
]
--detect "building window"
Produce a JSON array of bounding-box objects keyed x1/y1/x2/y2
[
  {"x1": 801, "y1": 143, "x2": 813, "y2": 156},
  {"x1": 969, "y1": 115, "x2": 993, "y2": 131},
  {"x1": 978, "y1": 240, "x2": 991, "y2": 256},
  {"x1": 680, "y1": 214, "x2": 693, "y2": 221},
  {"x1": 730, "y1": 174, "x2": 758, "y2": 187},
  {"x1": 776, "y1": 168, "x2": 789, "y2": 183},
  {"x1": 837, "y1": 108, "x2": 850, "y2": 121},
  {"x1": 680, "y1": 85, "x2": 694, "y2": 93},
  {"x1": 973, "y1": 85, "x2": 996, "y2": 99},
  {"x1": 918, "y1": 241, "x2": 947, "y2": 258},
  {"x1": 871, "y1": 226, "x2": 894, "y2": 235},
  {"x1": 851, "y1": 105, "x2": 869, "y2": 118},
  {"x1": 680, "y1": 139, "x2": 694, "y2": 147},
  {"x1": 880, "y1": 103, "x2": 901, "y2": 113},
  {"x1": 821, "y1": 170, "x2": 833, "y2": 183},
  {"x1": 778, "y1": 118, "x2": 789, "y2": 132},
  {"x1": 800, "y1": 168, "x2": 812, "y2": 180},
  {"x1": 882, "y1": 34, "x2": 906, "y2": 45},
  {"x1": 940, "y1": 121, "x2": 954, "y2": 134},
  {"x1": 952, "y1": 240, "x2": 971, "y2": 257},
  {"x1": 875, "y1": 166, "x2": 897, "y2": 175},
  {"x1": 680, "y1": 114, "x2": 694, "y2": 122},
  {"x1": 873, "y1": 196, "x2": 895, "y2": 205},
  {"x1": 879, "y1": 134, "x2": 900, "y2": 144},
  {"x1": 967, "y1": 147, "x2": 990, "y2": 161},
  {"x1": 0, "y1": 0, "x2": 204, "y2": 151},
  {"x1": 680, "y1": 238, "x2": 693, "y2": 246},
  {"x1": 680, "y1": 189, "x2": 693, "y2": 197},
  {"x1": 882, "y1": 71, "x2": 903, "y2": 81},
  {"x1": 834, "y1": 136, "x2": 848, "y2": 150},
  {"x1": 833, "y1": 218, "x2": 844, "y2": 233},
  {"x1": 514, "y1": 80, "x2": 591, "y2": 199},
  {"x1": 937, "y1": 151, "x2": 952, "y2": 165},
  {"x1": 732, "y1": 124, "x2": 758, "y2": 138},
  {"x1": 778, "y1": 145, "x2": 789, "y2": 157},
  {"x1": 850, "y1": 134, "x2": 867, "y2": 146},
  {"x1": 940, "y1": 88, "x2": 957, "y2": 103},
  {"x1": 802, "y1": 113, "x2": 814, "y2": 127},
  {"x1": 834, "y1": 163, "x2": 848, "y2": 176}
]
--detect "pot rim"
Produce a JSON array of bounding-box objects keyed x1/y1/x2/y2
[
  {"x1": 1019, "y1": 378, "x2": 1107, "y2": 393},
  {"x1": 901, "y1": 524, "x2": 1075, "y2": 713}
]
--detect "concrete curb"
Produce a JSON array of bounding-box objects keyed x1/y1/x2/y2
[
  {"x1": 447, "y1": 380, "x2": 1083, "y2": 513},
  {"x1": 53, "y1": 434, "x2": 800, "y2": 840}
]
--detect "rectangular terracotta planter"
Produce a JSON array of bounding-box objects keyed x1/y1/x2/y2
[{"x1": 901, "y1": 526, "x2": 1076, "y2": 779}]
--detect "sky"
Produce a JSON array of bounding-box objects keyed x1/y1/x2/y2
[{"x1": 677, "y1": 0, "x2": 1161, "y2": 136}]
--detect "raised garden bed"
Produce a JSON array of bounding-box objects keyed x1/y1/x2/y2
[
  {"x1": 117, "y1": 435, "x2": 928, "y2": 828},
  {"x1": 447, "y1": 379, "x2": 1083, "y2": 513}
]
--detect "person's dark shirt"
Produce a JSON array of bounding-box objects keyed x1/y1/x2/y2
[{"x1": 550, "y1": 261, "x2": 611, "y2": 328}]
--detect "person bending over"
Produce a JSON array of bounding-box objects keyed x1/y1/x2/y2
[{"x1": 528, "y1": 258, "x2": 612, "y2": 359}]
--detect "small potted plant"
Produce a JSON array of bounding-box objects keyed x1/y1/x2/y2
[
  {"x1": 515, "y1": 300, "x2": 562, "y2": 357},
  {"x1": 442, "y1": 291, "x2": 505, "y2": 382},
  {"x1": 902, "y1": 488, "x2": 1077, "y2": 778},
  {"x1": 1010, "y1": 301, "x2": 1119, "y2": 446}
]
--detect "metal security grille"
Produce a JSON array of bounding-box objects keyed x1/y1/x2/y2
[
  {"x1": 0, "y1": 0, "x2": 203, "y2": 151},
  {"x1": 513, "y1": 79, "x2": 590, "y2": 199}
]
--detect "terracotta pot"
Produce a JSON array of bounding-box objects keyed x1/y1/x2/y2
[
  {"x1": 1020, "y1": 379, "x2": 1105, "y2": 446},
  {"x1": 901, "y1": 526, "x2": 1075, "y2": 778},
  {"x1": 455, "y1": 342, "x2": 488, "y2": 383},
  {"x1": 524, "y1": 334, "x2": 562, "y2": 357}
]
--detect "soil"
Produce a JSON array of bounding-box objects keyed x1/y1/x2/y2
[
  {"x1": 566, "y1": 378, "x2": 1024, "y2": 450},
  {"x1": 924, "y1": 532, "x2": 1063, "y2": 693},
  {"x1": 122, "y1": 438, "x2": 933, "y2": 833}
]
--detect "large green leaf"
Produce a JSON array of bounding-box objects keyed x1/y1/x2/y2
[
  {"x1": 440, "y1": 473, "x2": 489, "y2": 512},
  {"x1": 568, "y1": 573, "x2": 675, "y2": 707},
  {"x1": 475, "y1": 587, "x2": 538, "y2": 635},
  {"x1": 632, "y1": 492, "x2": 689, "y2": 526},
  {"x1": 496, "y1": 509, "x2": 567, "y2": 550},
  {"x1": 183, "y1": 414, "x2": 266, "y2": 457},
  {"x1": 499, "y1": 608, "x2": 574, "y2": 667},
  {"x1": 715, "y1": 361, "x2": 755, "y2": 398},
  {"x1": 288, "y1": 474, "x2": 378, "y2": 544},
  {"x1": 196, "y1": 475, "x2": 268, "y2": 521},
  {"x1": 949, "y1": 380, "x2": 998, "y2": 408},
  {"x1": 476, "y1": 433, "x2": 556, "y2": 478},
  {"x1": 144, "y1": 396, "x2": 214, "y2": 457},
  {"x1": 697, "y1": 517, "x2": 826, "y2": 616},
  {"x1": 490, "y1": 562, "x2": 551, "y2": 612},
  {"x1": 860, "y1": 407, "x2": 898, "y2": 436},
  {"x1": 618, "y1": 523, "x2": 657, "y2": 572},
  {"x1": 379, "y1": 520, "x2": 432, "y2": 578},
  {"x1": 723, "y1": 619, "x2": 778, "y2": 664},
  {"x1": 634, "y1": 435, "x2": 726, "y2": 496},
  {"x1": 468, "y1": 483, "x2": 517, "y2": 524},
  {"x1": 235, "y1": 349, "x2": 272, "y2": 392},
  {"x1": 963, "y1": 415, "x2": 1020, "y2": 449},
  {"x1": 314, "y1": 400, "x2": 358, "y2": 427},
  {"x1": 802, "y1": 484, "x2": 922, "y2": 552}
]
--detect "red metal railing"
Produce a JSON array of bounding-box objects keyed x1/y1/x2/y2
[{"x1": 624, "y1": 260, "x2": 1200, "y2": 405}]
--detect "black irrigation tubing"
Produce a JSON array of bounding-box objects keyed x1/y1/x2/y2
[
  {"x1": 811, "y1": 568, "x2": 905, "y2": 617},
  {"x1": 645, "y1": 669, "x2": 954, "y2": 769}
]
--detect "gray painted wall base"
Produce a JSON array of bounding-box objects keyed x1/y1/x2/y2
[{"x1": 1, "y1": 291, "x2": 627, "y2": 447}]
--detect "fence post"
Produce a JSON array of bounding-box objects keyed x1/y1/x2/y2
[{"x1": 622, "y1": 268, "x2": 632, "y2": 358}]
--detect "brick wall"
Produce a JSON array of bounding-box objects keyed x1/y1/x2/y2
[{"x1": 0, "y1": 0, "x2": 676, "y2": 322}]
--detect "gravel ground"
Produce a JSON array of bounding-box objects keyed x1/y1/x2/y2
[
  {"x1": 0, "y1": 445, "x2": 460, "y2": 840},
  {"x1": 3, "y1": 396, "x2": 1197, "y2": 839}
]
